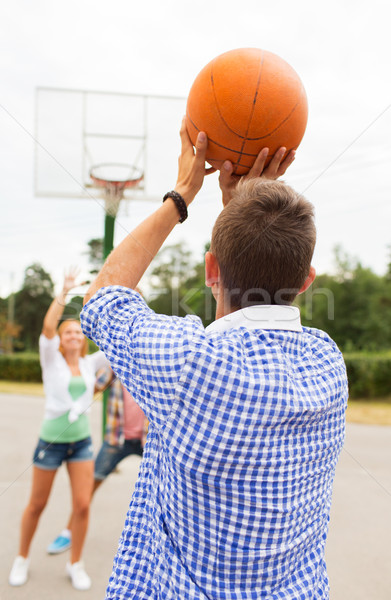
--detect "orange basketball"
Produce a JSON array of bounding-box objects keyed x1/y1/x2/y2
[{"x1": 186, "y1": 48, "x2": 308, "y2": 175}]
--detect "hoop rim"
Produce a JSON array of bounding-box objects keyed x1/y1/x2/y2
[{"x1": 89, "y1": 163, "x2": 144, "y2": 189}]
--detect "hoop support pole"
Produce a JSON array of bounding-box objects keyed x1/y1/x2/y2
[
  {"x1": 104, "y1": 213, "x2": 115, "y2": 259},
  {"x1": 101, "y1": 211, "x2": 116, "y2": 437}
]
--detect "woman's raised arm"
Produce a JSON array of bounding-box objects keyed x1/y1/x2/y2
[{"x1": 42, "y1": 268, "x2": 81, "y2": 339}]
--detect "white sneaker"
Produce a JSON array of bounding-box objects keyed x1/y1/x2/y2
[
  {"x1": 66, "y1": 561, "x2": 91, "y2": 591},
  {"x1": 9, "y1": 555, "x2": 29, "y2": 586}
]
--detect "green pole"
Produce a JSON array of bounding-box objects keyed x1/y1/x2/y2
[
  {"x1": 102, "y1": 212, "x2": 116, "y2": 437},
  {"x1": 103, "y1": 213, "x2": 115, "y2": 260}
]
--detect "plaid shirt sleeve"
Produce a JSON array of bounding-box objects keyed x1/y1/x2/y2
[{"x1": 80, "y1": 285, "x2": 203, "y2": 428}]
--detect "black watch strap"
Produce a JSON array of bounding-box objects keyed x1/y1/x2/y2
[{"x1": 163, "y1": 190, "x2": 188, "y2": 223}]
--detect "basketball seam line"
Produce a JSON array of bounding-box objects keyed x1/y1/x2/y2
[{"x1": 236, "y1": 51, "x2": 265, "y2": 172}]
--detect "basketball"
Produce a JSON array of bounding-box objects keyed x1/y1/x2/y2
[{"x1": 186, "y1": 48, "x2": 308, "y2": 175}]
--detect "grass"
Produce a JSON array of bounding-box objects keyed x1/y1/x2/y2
[
  {"x1": 1, "y1": 381, "x2": 391, "y2": 425},
  {"x1": 0, "y1": 380, "x2": 44, "y2": 396},
  {"x1": 346, "y1": 399, "x2": 391, "y2": 426}
]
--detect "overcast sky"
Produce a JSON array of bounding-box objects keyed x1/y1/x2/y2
[{"x1": 1, "y1": 0, "x2": 390, "y2": 297}]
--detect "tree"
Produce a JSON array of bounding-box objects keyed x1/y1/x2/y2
[
  {"x1": 85, "y1": 238, "x2": 104, "y2": 275},
  {"x1": 59, "y1": 238, "x2": 105, "y2": 322},
  {"x1": 14, "y1": 263, "x2": 54, "y2": 351},
  {"x1": 61, "y1": 295, "x2": 84, "y2": 323},
  {"x1": 148, "y1": 243, "x2": 194, "y2": 316},
  {"x1": 147, "y1": 243, "x2": 215, "y2": 325},
  {"x1": 297, "y1": 247, "x2": 391, "y2": 351},
  {"x1": 386, "y1": 244, "x2": 391, "y2": 283},
  {"x1": 178, "y1": 254, "x2": 216, "y2": 326},
  {"x1": 0, "y1": 307, "x2": 21, "y2": 353}
]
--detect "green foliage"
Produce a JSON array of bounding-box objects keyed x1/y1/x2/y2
[
  {"x1": 0, "y1": 296, "x2": 21, "y2": 353},
  {"x1": 60, "y1": 295, "x2": 84, "y2": 322},
  {"x1": 0, "y1": 353, "x2": 42, "y2": 382},
  {"x1": 0, "y1": 296, "x2": 7, "y2": 313},
  {"x1": 88, "y1": 339, "x2": 100, "y2": 353},
  {"x1": 85, "y1": 238, "x2": 104, "y2": 275},
  {"x1": 0, "y1": 347, "x2": 100, "y2": 381},
  {"x1": 13, "y1": 263, "x2": 54, "y2": 352},
  {"x1": 20, "y1": 263, "x2": 54, "y2": 297},
  {"x1": 147, "y1": 243, "x2": 216, "y2": 326},
  {"x1": 297, "y1": 247, "x2": 391, "y2": 352},
  {"x1": 386, "y1": 245, "x2": 391, "y2": 283},
  {"x1": 179, "y1": 260, "x2": 216, "y2": 326},
  {"x1": 345, "y1": 351, "x2": 391, "y2": 399}
]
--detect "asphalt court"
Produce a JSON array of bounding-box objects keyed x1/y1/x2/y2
[{"x1": 1, "y1": 393, "x2": 390, "y2": 599}]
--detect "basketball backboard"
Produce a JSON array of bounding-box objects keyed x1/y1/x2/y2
[{"x1": 34, "y1": 87, "x2": 186, "y2": 203}]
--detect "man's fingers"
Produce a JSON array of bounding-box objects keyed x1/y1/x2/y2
[
  {"x1": 218, "y1": 160, "x2": 234, "y2": 187},
  {"x1": 248, "y1": 148, "x2": 269, "y2": 177},
  {"x1": 222, "y1": 159, "x2": 234, "y2": 175},
  {"x1": 265, "y1": 147, "x2": 296, "y2": 177},
  {"x1": 276, "y1": 149, "x2": 296, "y2": 175},
  {"x1": 195, "y1": 130, "x2": 207, "y2": 151},
  {"x1": 266, "y1": 147, "x2": 287, "y2": 175},
  {"x1": 179, "y1": 116, "x2": 194, "y2": 153},
  {"x1": 193, "y1": 131, "x2": 208, "y2": 166}
]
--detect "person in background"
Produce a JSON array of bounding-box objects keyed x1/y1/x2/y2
[
  {"x1": 47, "y1": 372, "x2": 147, "y2": 554},
  {"x1": 9, "y1": 268, "x2": 109, "y2": 591}
]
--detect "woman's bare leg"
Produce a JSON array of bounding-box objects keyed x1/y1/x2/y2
[
  {"x1": 66, "y1": 460, "x2": 94, "y2": 563},
  {"x1": 65, "y1": 477, "x2": 102, "y2": 531},
  {"x1": 19, "y1": 466, "x2": 57, "y2": 557}
]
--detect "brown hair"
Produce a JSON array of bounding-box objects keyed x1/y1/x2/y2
[
  {"x1": 210, "y1": 179, "x2": 316, "y2": 308},
  {"x1": 58, "y1": 319, "x2": 88, "y2": 357}
]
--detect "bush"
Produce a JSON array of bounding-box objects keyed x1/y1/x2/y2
[
  {"x1": 0, "y1": 353, "x2": 42, "y2": 382},
  {"x1": 344, "y1": 352, "x2": 391, "y2": 399},
  {"x1": 0, "y1": 347, "x2": 100, "y2": 382},
  {"x1": 1, "y1": 351, "x2": 391, "y2": 401}
]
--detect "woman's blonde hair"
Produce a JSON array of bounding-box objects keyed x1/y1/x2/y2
[{"x1": 58, "y1": 319, "x2": 88, "y2": 358}]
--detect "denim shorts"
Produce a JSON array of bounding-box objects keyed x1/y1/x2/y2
[
  {"x1": 94, "y1": 439, "x2": 143, "y2": 481},
  {"x1": 33, "y1": 437, "x2": 94, "y2": 471}
]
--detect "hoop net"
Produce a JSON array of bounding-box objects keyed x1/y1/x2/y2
[{"x1": 89, "y1": 163, "x2": 144, "y2": 217}]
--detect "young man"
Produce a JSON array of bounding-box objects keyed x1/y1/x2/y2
[{"x1": 80, "y1": 121, "x2": 348, "y2": 599}]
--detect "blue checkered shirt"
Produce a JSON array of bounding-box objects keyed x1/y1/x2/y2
[{"x1": 81, "y1": 286, "x2": 348, "y2": 599}]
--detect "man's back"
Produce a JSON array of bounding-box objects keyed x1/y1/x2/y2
[{"x1": 82, "y1": 290, "x2": 348, "y2": 599}]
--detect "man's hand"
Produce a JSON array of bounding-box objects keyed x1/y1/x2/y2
[
  {"x1": 175, "y1": 118, "x2": 216, "y2": 206},
  {"x1": 219, "y1": 147, "x2": 296, "y2": 207}
]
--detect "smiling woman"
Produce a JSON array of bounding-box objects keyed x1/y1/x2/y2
[
  {"x1": 58, "y1": 320, "x2": 88, "y2": 361},
  {"x1": 8, "y1": 268, "x2": 110, "y2": 592}
]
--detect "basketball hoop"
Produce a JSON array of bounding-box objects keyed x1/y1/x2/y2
[{"x1": 89, "y1": 163, "x2": 144, "y2": 217}]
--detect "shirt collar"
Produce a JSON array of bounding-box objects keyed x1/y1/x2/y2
[{"x1": 205, "y1": 305, "x2": 302, "y2": 334}]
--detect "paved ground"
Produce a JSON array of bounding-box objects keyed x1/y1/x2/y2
[{"x1": 1, "y1": 393, "x2": 390, "y2": 599}]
